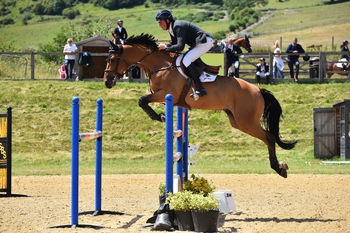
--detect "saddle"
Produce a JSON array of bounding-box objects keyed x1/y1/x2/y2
[
  {"x1": 172, "y1": 53, "x2": 221, "y2": 109},
  {"x1": 336, "y1": 58, "x2": 349, "y2": 70}
]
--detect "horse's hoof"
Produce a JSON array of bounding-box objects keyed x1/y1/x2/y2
[
  {"x1": 279, "y1": 169, "x2": 287, "y2": 178},
  {"x1": 271, "y1": 160, "x2": 288, "y2": 178},
  {"x1": 279, "y1": 161, "x2": 289, "y2": 170},
  {"x1": 160, "y1": 113, "x2": 166, "y2": 123}
]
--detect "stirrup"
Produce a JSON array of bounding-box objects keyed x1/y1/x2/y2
[{"x1": 190, "y1": 90, "x2": 206, "y2": 99}]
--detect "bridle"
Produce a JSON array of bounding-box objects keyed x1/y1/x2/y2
[{"x1": 104, "y1": 44, "x2": 158, "y2": 81}]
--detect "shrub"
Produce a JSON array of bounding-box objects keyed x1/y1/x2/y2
[{"x1": 0, "y1": 18, "x2": 15, "y2": 25}]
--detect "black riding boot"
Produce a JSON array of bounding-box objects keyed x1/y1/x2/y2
[
  {"x1": 256, "y1": 75, "x2": 260, "y2": 85},
  {"x1": 234, "y1": 68, "x2": 239, "y2": 78},
  {"x1": 266, "y1": 75, "x2": 270, "y2": 84},
  {"x1": 187, "y1": 63, "x2": 206, "y2": 98}
]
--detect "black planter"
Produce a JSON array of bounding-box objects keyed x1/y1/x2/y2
[
  {"x1": 174, "y1": 211, "x2": 194, "y2": 231},
  {"x1": 191, "y1": 210, "x2": 220, "y2": 232}
]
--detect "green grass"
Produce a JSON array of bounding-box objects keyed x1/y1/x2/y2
[
  {"x1": 1, "y1": 0, "x2": 350, "y2": 176},
  {"x1": 0, "y1": 81, "x2": 350, "y2": 176}
]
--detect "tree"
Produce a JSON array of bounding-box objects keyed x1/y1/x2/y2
[{"x1": 223, "y1": 0, "x2": 268, "y2": 13}]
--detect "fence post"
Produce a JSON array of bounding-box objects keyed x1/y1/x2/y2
[{"x1": 30, "y1": 52, "x2": 35, "y2": 80}]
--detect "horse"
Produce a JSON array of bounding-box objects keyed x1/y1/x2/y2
[
  {"x1": 326, "y1": 60, "x2": 350, "y2": 78},
  {"x1": 103, "y1": 33, "x2": 297, "y2": 178},
  {"x1": 112, "y1": 32, "x2": 121, "y2": 45}
]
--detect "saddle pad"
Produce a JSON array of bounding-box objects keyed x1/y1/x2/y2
[
  {"x1": 336, "y1": 58, "x2": 349, "y2": 69},
  {"x1": 176, "y1": 54, "x2": 217, "y2": 83}
]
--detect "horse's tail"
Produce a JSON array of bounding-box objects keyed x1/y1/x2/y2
[{"x1": 260, "y1": 88, "x2": 298, "y2": 150}]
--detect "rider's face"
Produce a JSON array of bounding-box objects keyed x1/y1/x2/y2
[{"x1": 158, "y1": 19, "x2": 168, "y2": 30}]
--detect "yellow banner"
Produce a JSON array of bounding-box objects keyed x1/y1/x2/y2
[
  {"x1": 0, "y1": 117, "x2": 7, "y2": 137},
  {"x1": 0, "y1": 168, "x2": 6, "y2": 189}
]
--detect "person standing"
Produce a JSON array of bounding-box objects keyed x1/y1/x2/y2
[
  {"x1": 156, "y1": 9, "x2": 213, "y2": 99},
  {"x1": 285, "y1": 37, "x2": 305, "y2": 82},
  {"x1": 225, "y1": 38, "x2": 242, "y2": 77},
  {"x1": 113, "y1": 19, "x2": 128, "y2": 44},
  {"x1": 63, "y1": 38, "x2": 78, "y2": 79},
  {"x1": 272, "y1": 40, "x2": 284, "y2": 79}
]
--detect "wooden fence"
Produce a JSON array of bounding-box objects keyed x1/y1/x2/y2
[{"x1": 0, "y1": 51, "x2": 349, "y2": 83}]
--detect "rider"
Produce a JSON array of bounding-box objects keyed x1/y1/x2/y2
[
  {"x1": 113, "y1": 19, "x2": 128, "y2": 44},
  {"x1": 155, "y1": 9, "x2": 213, "y2": 98},
  {"x1": 340, "y1": 40, "x2": 349, "y2": 70}
]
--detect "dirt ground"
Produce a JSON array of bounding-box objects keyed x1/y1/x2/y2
[{"x1": 1, "y1": 174, "x2": 350, "y2": 233}]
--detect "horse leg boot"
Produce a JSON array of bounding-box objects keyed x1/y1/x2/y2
[{"x1": 187, "y1": 63, "x2": 206, "y2": 98}]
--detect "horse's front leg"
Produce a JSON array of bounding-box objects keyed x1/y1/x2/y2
[{"x1": 138, "y1": 93, "x2": 166, "y2": 122}]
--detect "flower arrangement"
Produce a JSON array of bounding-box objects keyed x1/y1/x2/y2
[{"x1": 183, "y1": 174, "x2": 216, "y2": 196}]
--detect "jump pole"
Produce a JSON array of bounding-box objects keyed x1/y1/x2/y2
[
  {"x1": 50, "y1": 97, "x2": 122, "y2": 229},
  {"x1": 165, "y1": 94, "x2": 188, "y2": 195}
]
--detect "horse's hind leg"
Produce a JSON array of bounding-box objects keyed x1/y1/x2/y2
[{"x1": 224, "y1": 110, "x2": 288, "y2": 178}]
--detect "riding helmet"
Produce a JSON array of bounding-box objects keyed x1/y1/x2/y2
[
  {"x1": 343, "y1": 40, "x2": 349, "y2": 44},
  {"x1": 118, "y1": 19, "x2": 123, "y2": 24},
  {"x1": 303, "y1": 54, "x2": 310, "y2": 61},
  {"x1": 155, "y1": 9, "x2": 173, "y2": 22}
]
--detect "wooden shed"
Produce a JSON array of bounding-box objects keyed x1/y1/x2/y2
[
  {"x1": 75, "y1": 35, "x2": 110, "y2": 79},
  {"x1": 313, "y1": 99, "x2": 350, "y2": 159}
]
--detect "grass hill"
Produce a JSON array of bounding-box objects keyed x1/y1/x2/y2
[{"x1": 1, "y1": 0, "x2": 350, "y2": 50}]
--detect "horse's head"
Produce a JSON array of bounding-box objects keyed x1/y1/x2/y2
[
  {"x1": 103, "y1": 40, "x2": 128, "y2": 88},
  {"x1": 242, "y1": 35, "x2": 253, "y2": 53},
  {"x1": 234, "y1": 35, "x2": 253, "y2": 53}
]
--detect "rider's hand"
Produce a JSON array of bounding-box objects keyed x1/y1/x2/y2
[{"x1": 158, "y1": 44, "x2": 167, "y2": 50}]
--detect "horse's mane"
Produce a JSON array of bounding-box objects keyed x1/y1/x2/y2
[{"x1": 124, "y1": 33, "x2": 158, "y2": 50}]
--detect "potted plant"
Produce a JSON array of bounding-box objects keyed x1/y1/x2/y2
[
  {"x1": 190, "y1": 193, "x2": 220, "y2": 232},
  {"x1": 166, "y1": 175, "x2": 220, "y2": 232},
  {"x1": 166, "y1": 190, "x2": 195, "y2": 231}
]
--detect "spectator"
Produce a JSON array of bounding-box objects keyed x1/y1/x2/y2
[
  {"x1": 225, "y1": 38, "x2": 242, "y2": 77},
  {"x1": 272, "y1": 40, "x2": 284, "y2": 79},
  {"x1": 256, "y1": 57, "x2": 270, "y2": 85},
  {"x1": 63, "y1": 38, "x2": 78, "y2": 79},
  {"x1": 156, "y1": 9, "x2": 213, "y2": 98},
  {"x1": 285, "y1": 37, "x2": 305, "y2": 82},
  {"x1": 58, "y1": 61, "x2": 66, "y2": 79},
  {"x1": 208, "y1": 39, "x2": 222, "y2": 53},
  {"x1": 113, "y1": 19, "x2": 128, "y2": 44}
]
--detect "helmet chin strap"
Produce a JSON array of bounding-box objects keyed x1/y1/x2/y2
[{"x1": 165, "y1": 19, "x2": 171, "y2": 30}]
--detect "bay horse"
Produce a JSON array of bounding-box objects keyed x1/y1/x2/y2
[
  {"x1": 103, "y1": 33, "x2": 297, "y2": 178},
  {"x1": 326, "y1": 60, "x2": 350, "y2": 78}
]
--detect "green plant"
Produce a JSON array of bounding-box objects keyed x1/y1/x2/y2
[
  {"x1": 167, "y1": 190, "x2": 194, "y2": 211},
  {"x1": 190, "y1": 193, "x2": 220, "y2": 212},
  {"x1": 183, "y1": 174, "x2": 216, "y2": 196},
  {"x1": 158, "y1": 181, "x2": 166, "y2": 196},
  {"x1": 167, "y1": 190, "x2": 220, "y2": 212}
]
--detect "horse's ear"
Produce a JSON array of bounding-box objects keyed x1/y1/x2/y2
[{"x1": 109, "y1": 40, "x2": 118, "y2": 51}]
